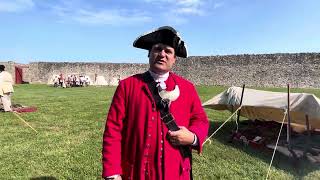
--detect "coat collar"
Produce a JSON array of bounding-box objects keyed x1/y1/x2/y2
[{"x1": 141, "y1": 71, "x2": 176, "y2": 91}]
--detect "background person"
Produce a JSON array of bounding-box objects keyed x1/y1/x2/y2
[
  {"x1": 0, "y1": 65, "x2": 14, "y2": 112},
  {"x1": 102, "y1": 26, "x2": 209, "y2": 180}
]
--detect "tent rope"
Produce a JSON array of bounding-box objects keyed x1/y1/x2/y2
[
  {"x1": 265, "y1": 109, "x2": 288, "y2": 180},
  {"x1": 203, "y1": 106, "x2": 242, "y2": 146},
  {"x1": 13, "y1": 111, "x2": 38, "y2": 133}
]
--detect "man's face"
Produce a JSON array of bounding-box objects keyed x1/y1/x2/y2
[{"x1": 149, "y1": 43, "x2": 176, "y2": 74}]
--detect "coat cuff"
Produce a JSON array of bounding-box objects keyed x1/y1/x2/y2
[{"x1": 102, "y1": 165, "x2": 122, "y2": 178}]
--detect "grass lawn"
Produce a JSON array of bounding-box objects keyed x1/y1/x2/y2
[{"x1": 1, "y1": 84, "x2": 319, "y2": 179}]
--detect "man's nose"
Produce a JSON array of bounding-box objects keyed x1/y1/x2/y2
[{"x1": 158, "y1": 50, "x2": 166, "y2": 57}]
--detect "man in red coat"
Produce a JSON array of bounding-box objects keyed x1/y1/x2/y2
[{"x1": 102, "y1": 26, "x2": 209, "y2": 180}]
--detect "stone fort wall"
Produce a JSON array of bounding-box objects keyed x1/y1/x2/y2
[
  {"x1": 27, "y1": 62, "x2": 149, "y2": 85},
  {"x1": 174, "y1": 53, "x2": 320, "y2": 88},
  {"x1": 2, "y1": 52, "x2": 320, "y2": 88}
]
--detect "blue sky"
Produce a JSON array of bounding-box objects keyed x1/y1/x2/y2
[{"x1": 0, "y1": 0, "x2": 319, "y2": 64}]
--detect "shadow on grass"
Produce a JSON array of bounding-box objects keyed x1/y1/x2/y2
[
  {"x1": 208, "y1": 120, "x2": 320, "y2": 178},
  {"x1": 30, "y1": 177, "x2": 57, "y2": 180}
]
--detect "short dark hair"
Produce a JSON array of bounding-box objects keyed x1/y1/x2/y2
[{"x1": 0, "y1": 65, "x2": 5, "y2": 71}]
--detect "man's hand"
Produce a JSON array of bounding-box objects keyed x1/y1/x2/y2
[{"x1": 167, "y1": 126, "x2": 195, "y2": 146}]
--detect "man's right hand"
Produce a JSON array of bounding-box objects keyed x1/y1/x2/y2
[{"x1": 167, "y1": 126, "x2": 195, "y2": 146}]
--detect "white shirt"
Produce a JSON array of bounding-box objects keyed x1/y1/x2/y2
[{"x1": 148, "y1": 70, "x2": 169, "y2": 90}]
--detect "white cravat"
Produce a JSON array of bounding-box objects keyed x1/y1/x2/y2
[{"x1": 148, "y1": 70, "x2": 169, "y2": 90}]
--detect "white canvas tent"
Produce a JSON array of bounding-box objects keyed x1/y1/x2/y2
[
  {"x1": 94, "y1": 75, "x2": 108, "y2": 85},
  {"x1": 203, "y1": 86, "x2": 320, "y2": 131}
]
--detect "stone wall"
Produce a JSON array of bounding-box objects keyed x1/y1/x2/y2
[
  {"x1": 174, "y1": 53, "x2": 320, "y2": 88},
  {"x1": 27, "y1": 62, "x2": 149, "y2": 85},
  {"x1": 4, "y1": 52, "x2": 320, "y2": 88}
]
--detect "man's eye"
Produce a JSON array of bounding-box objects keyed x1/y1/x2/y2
[
  {"x1": 165, "y1": 49, "x2": 173, "y2": 54},
  {"x1": 152, "y1": 47, "x2": 161, "y2": 52}
]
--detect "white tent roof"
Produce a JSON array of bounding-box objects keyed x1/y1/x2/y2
[
  {"x1": 94, "y1": 76, "x2": 108, "y2": 85},
  {"x1": 203, "y1": 86, "x2": 320, "y2": 130}
]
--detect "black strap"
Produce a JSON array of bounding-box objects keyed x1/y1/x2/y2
[{"x1": 143, "y1": 72, "x2": 192, "y2": 160}]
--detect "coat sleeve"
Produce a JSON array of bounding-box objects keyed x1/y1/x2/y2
[
  {"x1": 102, "y1": 81, "x2": 126, "y2": 177},
  {"x1": 187, "y1": 85, "x2": 209, "y2": 154}
]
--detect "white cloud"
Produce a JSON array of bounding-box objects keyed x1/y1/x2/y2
[
  {"x1": 144, "y1": 0, "x2": 202, "y2": 5},
  {"x1": 176, "y1": 0, "x2": 202, "y2": 7},
  {"x1": 73, "y1": 9, "x2": 152, "y2": 25},
  {"x1": 175, "y1": 7, "x2": 204, "y2": 15},
  {"x1": 143, "y1": 0, "x2": 206, "y2": 16},
  {"x1": 52, "y1": 6, "x2": 152, "y2": 26},
  {"x1": 141, "y1": 0, "x2": 210, "y2": 24},
  {"x1": 0, "y1": 0, "x2": 34, "y2": 13}
]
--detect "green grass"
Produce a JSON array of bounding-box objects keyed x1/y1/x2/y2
[{"x1": 1, "y1": 84, "x2": 319, "y2": 179}]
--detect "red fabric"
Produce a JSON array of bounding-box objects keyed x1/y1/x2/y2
[
  {"x1": 102, "y1": 72, "x2": 209, "y2": 180},
  {"x1": 13, "y1": 107, "x2": 37, "y2": 113},
  {"x1": 15, "y1": 67, "x2": 23, "y2": 84}
]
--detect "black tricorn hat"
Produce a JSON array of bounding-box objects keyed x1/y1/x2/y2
[{"x1": 133, "y1": 26, "x2": 188, "y2": 58}]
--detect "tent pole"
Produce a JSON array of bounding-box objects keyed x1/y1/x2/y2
[
  {"x1": 305, "y1": 115, "x2": 311, "y2": 152},
  {"x1": 306, "y1": 115, "x2": 310, "y2": 136},
  {"x1": 287, "y1": 84, "x2": 291, "y2": 149},
  {"x1": 236, "y1": 84, "x2": 245, "y2": 130}
]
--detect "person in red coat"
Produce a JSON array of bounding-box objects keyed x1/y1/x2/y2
[{"x1": 102, "y1": 26, "x2": 209, "y2": 180}]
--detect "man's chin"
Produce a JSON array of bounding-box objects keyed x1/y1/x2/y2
[{"x1": 151, "y1": 66, "x2": 169, "y2": 74}]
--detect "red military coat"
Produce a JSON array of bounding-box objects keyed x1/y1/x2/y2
[{"x1": 102, "y1": 71, "x2": 209, "y2": 180}]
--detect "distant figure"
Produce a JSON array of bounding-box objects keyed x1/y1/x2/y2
[
  {"x1": 84, "y1": 75, "x2": 91, "y2": 86},
  {"x1": 53, "y1": 75, "x2": 59, "y2": 87},
  {"x1": 79, "y1": 75, "x2": 85, "y2": 86},
  {"x1": 66, "y1": 75, "x2": 72, "y2": 88},
  {"x1": 0, "y1": 65, "x2": 14, "y2": 112},
  {"x1": 75, "y1": 75, "x2": 80, "y2": 86},
  {"x1": 58, "y1": 73, "x2": 64, "y2": 87},
  {"x1": 71, "y1": 75, "x2": 77, "y2": 86}
]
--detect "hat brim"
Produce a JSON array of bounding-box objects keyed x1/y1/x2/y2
[{"x1": 133, "y1": 26, "x2": 187, "y2": 58}]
